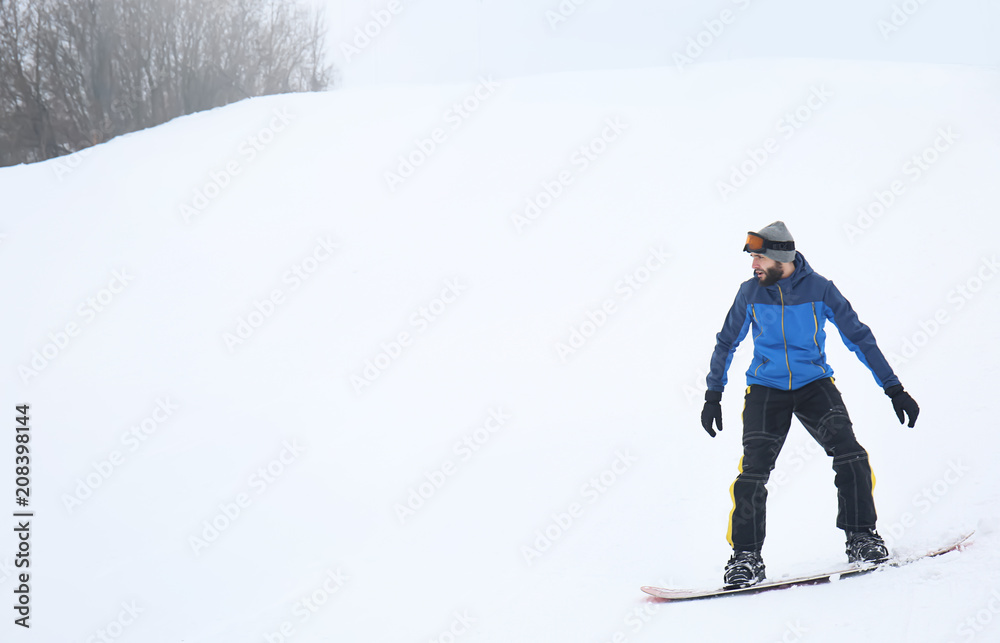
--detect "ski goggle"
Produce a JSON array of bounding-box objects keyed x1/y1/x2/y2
[{"x1": 743, "y1": 232, "x2": 795, "y2": 254}]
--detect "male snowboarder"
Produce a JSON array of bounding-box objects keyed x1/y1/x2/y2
[{"x1": 701, "y1": 221, "x2": 919, "y2": 588}]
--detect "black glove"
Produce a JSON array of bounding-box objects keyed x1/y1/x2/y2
[
  {"x1": 885, "y1": 384, "x2": 919, "y2": 428},
  {"x1": 701, "y1": 390, "x2": 723, "y2": 437}
]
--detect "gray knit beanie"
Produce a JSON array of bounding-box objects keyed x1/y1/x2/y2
[{"x1": 749, "y1": 221, "x2": 796, "y2": 263}]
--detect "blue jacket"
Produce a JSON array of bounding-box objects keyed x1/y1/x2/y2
[{"x1": 707, "y1": 252, "x2": 899, "y2": 392}]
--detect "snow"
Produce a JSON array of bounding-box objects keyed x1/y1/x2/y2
[{"x1": 2, "y1": 58, "x2": 1000, "y2": 642}]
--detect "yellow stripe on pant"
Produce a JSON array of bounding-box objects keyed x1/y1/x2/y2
[
  {"x1": 727, "y1": 386, "x2": 751, "y2": 548},
  {"x1": 726, "y1": 456, "x2": 744, "y2": 548}
]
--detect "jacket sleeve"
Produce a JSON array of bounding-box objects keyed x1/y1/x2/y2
[
  {"x1": 824, "y1": 281, "x2": 900, "y2": 390},
  {"x1": 706, "y1": 287, "x2": 752, "y2": 393}
]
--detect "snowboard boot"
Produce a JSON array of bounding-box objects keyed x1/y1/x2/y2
[
  {"x1": 724, "y1": 550, "x2": 765, "y2": 588},
  {"x1": 846, "y1": 528, "x2": 889, "y2": 565}
]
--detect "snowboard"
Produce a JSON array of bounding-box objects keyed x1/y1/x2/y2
[{"x1": 641, "y1": 531, "x2": 974, "y2": 602}]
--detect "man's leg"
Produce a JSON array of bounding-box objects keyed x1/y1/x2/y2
[
  {"x1": 792, "y1": 378, "x2": 878, "y2": 531},
  {"x1": 729, "y1": 385, "x2": 794, "y2": 551}
]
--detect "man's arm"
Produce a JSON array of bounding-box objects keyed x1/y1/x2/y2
[
  {"x1": 825, "y1": 281, "x2": 919, "y2": 427},
  {"x1": 823, "y1": 281, "x2": 900, "y2": 390},
  {"x1": 706, "y1": 287, "x2": 752, "y2": 393}
]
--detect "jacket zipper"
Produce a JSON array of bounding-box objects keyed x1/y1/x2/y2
[
  {"x1": 810, "y1": 302, "x2": 824, "y2": 373},
  {"x1": 778, "y1": 284, "x2": 791, "y2": 390}
]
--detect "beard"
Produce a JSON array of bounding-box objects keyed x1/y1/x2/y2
[{"x1": 756, "y1": 265, "x2": 784, "y2": 287}]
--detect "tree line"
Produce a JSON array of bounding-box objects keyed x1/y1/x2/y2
[{"x1": 0, "y1": 0, "x2": 333, "y2": 167}]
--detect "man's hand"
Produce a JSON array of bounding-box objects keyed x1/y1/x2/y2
[
  {"x1": 885, "y1": 384, "x2": 919, "y2": 428},
  {"x1": 701, "y1": 390, "x2": 723, "y2": 437}
]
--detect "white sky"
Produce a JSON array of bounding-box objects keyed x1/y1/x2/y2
[{"x1": 311, "y1": 0, "x2": 1000, "y2": 87}]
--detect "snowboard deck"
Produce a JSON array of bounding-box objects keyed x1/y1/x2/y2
[{"x1": 641, "y1": 531, "x2": 974, "y2": 602}]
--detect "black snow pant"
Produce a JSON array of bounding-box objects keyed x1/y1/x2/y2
[{"x1": 728, "y1": 377, "x2": 877, "y2": 552}]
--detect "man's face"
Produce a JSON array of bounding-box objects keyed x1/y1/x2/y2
[{"x1": 751, "y1": 253, "x2": 785, "y2": 287}]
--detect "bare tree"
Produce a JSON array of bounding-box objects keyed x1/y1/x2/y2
[{"x1": 0, "y1": 0, "x2": 333, "y2": 166}]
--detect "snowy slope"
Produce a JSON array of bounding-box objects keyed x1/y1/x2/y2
[{"x1": 2, "y1": 59, "x2": 999, "y2": 642}]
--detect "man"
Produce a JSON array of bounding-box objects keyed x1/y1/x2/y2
[{"x1": 701, "y1": 221, "x2": 919, "y2": 588}]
